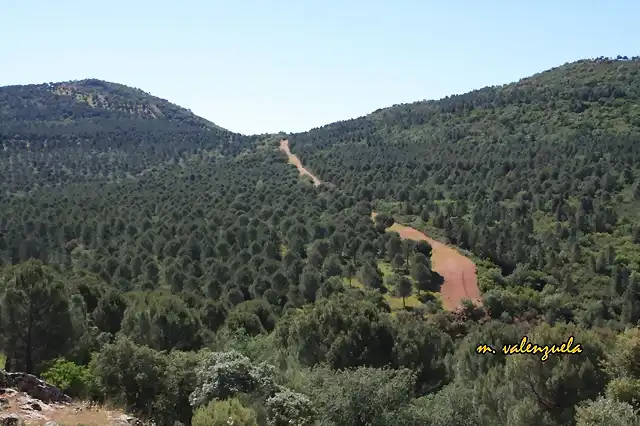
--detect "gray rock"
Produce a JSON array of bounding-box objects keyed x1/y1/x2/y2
[
  {"x1": 18, "y1": 401, "x2": 41, "y2": 412},
  {"x1": 109, "y1": 413, "x2": 143, "y2": 426},
  {"x1": 0, "y1": 371, "x2": 70, "y2": 404}
]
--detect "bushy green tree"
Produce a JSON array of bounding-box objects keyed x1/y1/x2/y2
[
  {"x1": 575, "y1": 397, "x2": 640, "y2": 426},
  {"x1": 0, "y1": 260, "x2": 75, "y2": 373}
]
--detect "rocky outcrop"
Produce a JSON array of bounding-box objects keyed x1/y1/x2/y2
[
  {"x1": 0, "y1": 371, "x2": 71, "y2": 404},
  {"x1": 0, "y1": 370, "x2": 143, "y2": 425},
  {"x1": 109, "y1": 413, "x2": 144, "y2": 425}
]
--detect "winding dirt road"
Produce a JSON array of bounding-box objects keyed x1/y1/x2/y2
[{"x1": 279, "y1": 138, "x2": 481, "y2": 311}]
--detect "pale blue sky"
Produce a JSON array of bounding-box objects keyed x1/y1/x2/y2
[{"x1": 1, "y1": 1, "x2": 637, "y2": 134}]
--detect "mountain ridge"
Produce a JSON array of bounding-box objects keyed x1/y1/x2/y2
[{"x1": 3, "y1": 56, "x2": 638, "y2": 138}]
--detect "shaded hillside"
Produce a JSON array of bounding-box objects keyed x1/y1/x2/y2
[
  {"x1": 288, "y1": 57, "x2": 640, "y2": 326},
  {"x1": 0, "y1": 79, "x2": 256, "y2": 192}
]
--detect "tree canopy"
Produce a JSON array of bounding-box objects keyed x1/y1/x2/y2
[{"x1": 2, "y1": 57, "x2": 640, "y2": 425}]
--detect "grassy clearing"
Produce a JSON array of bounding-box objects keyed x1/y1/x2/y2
[{"x1": 343, "y1": 260, "x2": 434, "y2": 311}]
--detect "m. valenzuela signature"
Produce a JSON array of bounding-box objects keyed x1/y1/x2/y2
[{"x1": 475, "y1": 336, "x2": 583, "y2": 362}]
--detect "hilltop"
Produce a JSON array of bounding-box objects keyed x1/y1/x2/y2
[
  {"x1": 0, "y1": 79, "x2": 263, "y2": 192},
  {"x1": 0, "y1": 79, "x2": 220, "y2": 130},
  {"x1": 1, "y1": 58, "x2": 640, "y2": 425}
]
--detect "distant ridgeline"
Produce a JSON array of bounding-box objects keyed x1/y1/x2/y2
[{"x1": 0, "y1": 79, "x2": 261, "y2": 192}]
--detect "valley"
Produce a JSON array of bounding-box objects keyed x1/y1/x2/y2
[
  {"x1": 1, "y1": 57, "x2": 640, "y2": 425},
  {"x1": 279, "y1": 138, "x2": 481, "y2": 310}
]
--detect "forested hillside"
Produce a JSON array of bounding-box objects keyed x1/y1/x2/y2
[
  {"x1": 1, "y1": 59, "x2": 640, "y2": 426},
  {"x1": 0, "y1": 79, "x2": 255, "y2": 192},
  {"x1": 290, "y1": 57, "x2": 640, "y2": 327}
]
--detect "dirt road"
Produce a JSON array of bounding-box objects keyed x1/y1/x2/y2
[
  {"x1": 279, "y1": 139, "x2": 322, "y2": 186},
  {"x1": 372, "y1": 212, "x2": 481, "y2": 310},
  {"x1": 279, "y1": 139, "x2": 481, "y2": 311}
]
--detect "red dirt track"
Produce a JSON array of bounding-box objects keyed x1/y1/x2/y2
[
  {"x1": 372, "y1": 212, "x2": 481, "y2": 310},
  {"x1": 279, "y1": 139, "x2": 481, "y2": 311}
]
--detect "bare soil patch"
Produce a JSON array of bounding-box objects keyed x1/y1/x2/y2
[
  {"x1": 372, "y1": 212, "x2": 481, "y2": 311},
  {"x1": 279, "y1": 139, "x2": 322, "y2": 186},
  {"x1": 1, "y1": 388, "x2": 135, "y2": 425}
]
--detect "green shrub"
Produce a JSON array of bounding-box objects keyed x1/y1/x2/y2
[
  {"x1": 41, "y1": 358, "x2": 97, "y2": 398},
  {"x1": 191, "y1": 398, "x2": 258, "y2": 426},
  {"x1": 265, "y1": 388, "x2": 315, "y2": 425}
]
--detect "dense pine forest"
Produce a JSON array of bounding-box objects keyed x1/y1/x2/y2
[{"x1": 1, "y1": 59, "x2": 640, "y2": 426}]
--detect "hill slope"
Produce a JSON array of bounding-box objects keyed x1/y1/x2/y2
[
  {"x1": 1, "y1": 79, "x2": 220, "y2": 130},
  {"x1": 287, "y1": 57, "x2": 640, "y2": 325},
  {"x1": 0, "y1": 79, "x2": 257, "y2": 192}
]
